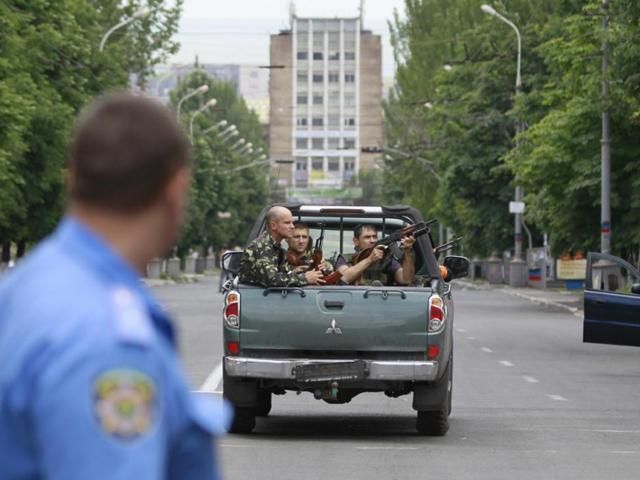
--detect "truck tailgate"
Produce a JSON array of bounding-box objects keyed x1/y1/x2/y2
[{"x1": 238, "y1": 287, "x2": 431, "y2": 352}]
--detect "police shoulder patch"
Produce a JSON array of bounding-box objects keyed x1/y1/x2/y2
[{"x1": 94, "y1": 369, "x2": 157, "y2": 441}]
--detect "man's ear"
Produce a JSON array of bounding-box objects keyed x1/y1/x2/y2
[{"x1": 164, "y1": 167, "x2": 191, "y2": 207}]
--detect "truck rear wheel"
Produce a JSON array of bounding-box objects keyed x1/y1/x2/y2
[
  {"x1": 255, "y1": 389, "x2": 272, "y2": 417},
  {"x1": 416, "y1": 408, "x2": 449, "y2": 436},
  {"x1": 228, "y1": 407, "x2": 256, "y2": 434}
]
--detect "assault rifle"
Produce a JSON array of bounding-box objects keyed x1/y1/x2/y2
[{"x1": 434, "y1": 236, "x2": 463, "y2": 257}]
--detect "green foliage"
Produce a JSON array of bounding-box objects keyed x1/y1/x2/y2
[
  {"x1": 0, "y1": 0, "x2": 183, "y2": 247},
  {"x1": 171, "y1": 70, "x2": 268, "y2": 256},
  {"x1": 386, "y1": 0, "x2": 640, "y2": 260}
]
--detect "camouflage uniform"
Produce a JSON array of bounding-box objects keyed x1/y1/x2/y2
[
  {"x1": 334, "y1": 251, "x2": 400, "y2": 285},
  {"x1": 239, "y1": 230, "x2": 308, "y2": 287}
]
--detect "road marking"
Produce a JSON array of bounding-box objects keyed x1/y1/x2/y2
[
  {"x1": 547, "y1": 394, "x2": 568, "y2": 401},
  {"x1": 199, "y1": 361, "x2": 223, "y2": 393},
  {"x1": 466, "y1": 336, "x2": 476, "y2": 341},
  {"x1": 456, "y1": 328, "x2": 466, "y2": 333},
  {"x1": 356, "y1": 446, "x2": 417, "y2": 451},
  {"x1": 499, "y1": 360, "x2": 514, "y2": 367},
  {"x1": 481, "y1": 347, "x2": 493, "y2": 353},
  {"x1": 611, "y1": 451, "x2": 640, "y2": 454},
  {"x1": 522, "y1": 376, "x2": 540, "y2": 383}
]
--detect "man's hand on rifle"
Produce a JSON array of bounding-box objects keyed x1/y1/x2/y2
[
  {"x1": 368, "y1": 245, "x2": 386, "y2": 264},
  {"x1": 305, "y1": 268, "x2": 326, "y2": 285},
  {"x1": 293, "y1": 265, "x2": 310, "y2": 273},
  {"x1": 400, "y1": 235, "x2": 416, "y2": 251}
]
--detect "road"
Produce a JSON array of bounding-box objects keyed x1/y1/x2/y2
[{"x1": 154, "y1": 275, "x2": 640, "y2": 480}]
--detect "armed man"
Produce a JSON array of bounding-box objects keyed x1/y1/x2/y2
[
  {"x1": 238, "y1": 206, "x2": 325, "y2": 287},
  {"x1": 0, "y1": 93, "x2": 230, "y2": 479},
  {"x1": 334, "y1": 224, "x2": 416, "y2": 285}
]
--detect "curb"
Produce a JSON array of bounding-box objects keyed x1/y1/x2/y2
[
  {"x1": 454, "y1": 279, "x2": 583, "y2": 318},
  {"x1": 143, "y1": 274, "x2": 204, "y2": 287}
]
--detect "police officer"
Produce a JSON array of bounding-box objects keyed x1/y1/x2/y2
[
  {"x1": 0, "y1": 94, "x2": 230, "y2": 479},
  {"x1": 334, "y1": 224, "x2": 416, "y2": 285},
  {"x1": 238, "y1": 206, "x2": 325, "y2": 287}
]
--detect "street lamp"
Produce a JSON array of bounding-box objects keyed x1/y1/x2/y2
[
  {"x1": 237, "y1": 143, "x2": 254, "y2": 155},
  {"x1": 189, "y1": 98, "x2": 217, "y2": 142},
  {"x1": 203, "y1": 119, "x2": 228, "y2": 135},
  {"x1": 99, "y1": 7, "x2": 150, "y2": 52},
  {"x1": 229, "y1": 138, "x2": 246, "y2": 150},
  {"x1": 481, "y1": 3, "x2": 526, "y2": 287},
  {"x1": 217, "y1": 124, "x2": 237, "y2": 140},
  {"x1": 176, "y1": 84, "x2": 209, "y2": 121}
]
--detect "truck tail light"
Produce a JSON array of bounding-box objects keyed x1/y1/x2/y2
[
  {"x1": 427, "y1": 344, "x2": 440, "y2": 360},
  {"x1": 227, "y1": 341, "x2": 240, "y2": 355},
  {"x1": 428, "y1": 294, "x2": 445, "y2": 332},
  {"x1": 224, "y1": 291, "x2": 240, "y2": 328}
]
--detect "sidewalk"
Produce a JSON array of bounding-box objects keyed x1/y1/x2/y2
[{"x1": 455, "y1": 279, "x2": 584, "y2": 317}]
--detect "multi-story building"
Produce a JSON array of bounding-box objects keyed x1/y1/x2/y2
[{"x1": 269, "y1": 14, "x2": 383, "y2": 197}]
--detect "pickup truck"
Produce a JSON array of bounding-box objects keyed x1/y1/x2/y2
[{"x1": 220, "y1": 204, "x2": 469, "y2": 435}]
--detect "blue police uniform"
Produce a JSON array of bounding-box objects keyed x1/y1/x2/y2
[{"x1": 0, "y1": 217, "x2": 231, "y2": 480}]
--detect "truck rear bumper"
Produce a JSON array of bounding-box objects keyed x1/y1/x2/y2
[{"x1": 224, "y1": 356, "x2": 439, "y2": 382}]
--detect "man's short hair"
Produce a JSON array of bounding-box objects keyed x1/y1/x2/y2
[
  {"x1": 293, "y1": 222, "x2": 309, "y2": 232},
  {"x1": 353, "y1": 224, "x2": 377, "y2": 239},
  {"x1": 68, "y1": 93, "x2": 190, "y2": 212}
]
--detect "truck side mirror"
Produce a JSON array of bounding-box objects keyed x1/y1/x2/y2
[
  {"x1": 443, "y1": 255, "x2": 470, "y2": 280},
  {"x1": 222, "y1": 251, "x2": 243, "y2": 275},
  {"x1": 632, "y1": 283, "x2": 640, "y2": 295}
]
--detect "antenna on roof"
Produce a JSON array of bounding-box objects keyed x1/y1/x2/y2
[{"x1": 289, "y1": 1, "x2": 296, "y2": 27}]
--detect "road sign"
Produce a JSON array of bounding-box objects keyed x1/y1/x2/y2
[{"x1": 509, "y1": 201, "x2": 525, "y2": 214}]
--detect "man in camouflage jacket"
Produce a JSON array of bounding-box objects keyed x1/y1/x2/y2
[{"x1": 238, "y1": 206, "x2": 325, "y2": 287}]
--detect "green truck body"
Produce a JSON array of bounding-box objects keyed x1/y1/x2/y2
[{"x1": 221, "y1": 204, "x2": 466, "y2": 435}]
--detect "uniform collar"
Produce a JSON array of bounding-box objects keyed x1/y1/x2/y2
[{"x1": 55, "y1": 216, "x2": 176, "y2": 346}]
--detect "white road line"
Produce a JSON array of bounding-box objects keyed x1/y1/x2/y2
[
  {"x1": 499, "y1": 360, "x2": 514, "y2": 367},
  {"x1": 199, "y1": 361, "x2": 223, "y2": 393},
  {"x1": 466, "y1": 336, "x2": 476, "y2": 341},
  {"x1": 611, "y1": 451, "x2": 640, "y2": 454},
  {"x1": 522, "y1": 376, "x2": 540, "y2": 384},
  {"x1": 481, "y1": 347, "x2": 493, "y2": 353},
  {"x1": 456, "y1": 328, "x2": 466, "y2": 333},
  {"x1": 356, "y1": 446, "x2": 418, "y2": 451},
  {"x1": 547, "y1": 394, "x2": 568, "y2": 401}
]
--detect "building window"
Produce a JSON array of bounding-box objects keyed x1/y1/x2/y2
[
  {"x1": 344, "y1": 117, "x2": 356, "y2": 127},
  {"x1": 297, "y1": 72, "x2": 308, "y2": 84},
  {"x1": 313, "y1": 52, "x2": 323, "y2": 61},
  {"x1": 311, "y1": 117, "x2": 324, "y2": 127},
  {"x1": 329, "y1": 92, "x2": 340, "y2": 105},
  {"x1": 313, "y1": 31, "x2": 324, "y2": 47},
  {"x1": 344, "y1": 51, "x2": 356, "y2": 61},
  {"x1": 312, "y1": 95, "x2": 323, "y2": 105},
  {"x1": 328, "y1": 73, "x2": 340, "y2": 83},
  {"x1": 344, "y1": 93, "x2": 355, "y2": 106},
  {"x1": 297, "y1": 51, "x2": 308, "y2": 60},
  {"x1": 328, "y1": 115, "x2": 340, "y2": 129},
  {"x1": 296, "y1": 33, "x2": 308, "y2": 47},
  {"x1": 311, "y1": 138, "x2": 324, "y2": 149},
  {"x1": 344, "y1": 157, "x2": 356, "y2": 179},
  {"x1": 296, "y1": 138, "x2": 308, "y2": 149},
  {"x1": 344, "y1": 138, "x2": 356, "y2": 149},
  {"x1": 312, "y1": 73, "x2": 323, "y2": 83},
  {"x1": 296, "y1": 117, "x2": 308, "y2": 127},
  {"x1": 328, "y1": 159, "x2": 340, "y2": 171},
  {"x1": 328, "y1": 137, "x2": 340, "y2": 149},
  {"x1": 328, "y1": 51, "x2": 339, "y2": 61},
  {"x1": 345, "y1": 73, "x2": 356, "y2": 83},
  {"x1": 296, "y1": 157, "x2": 308, "y2": 170},
  {"x1": 297, "y1": 95, "x2": 308, "y2": 105},
  {"x1": 312, "y1": 157, "x2": 324, "y2": 170}
]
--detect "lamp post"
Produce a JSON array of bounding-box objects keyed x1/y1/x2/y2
[
  {"x1": 176, "y1": 85, "x2": 208, "y2": 121},
  {"x1": 601, "y1": 0, "x2": 611, "y2": 253},
  {"x1": 217, "y1": 125, "x2": 237, "y2": 141},
  {"x1": 99, "y1": 7, "x2": 150, "y2": 52},
  {"x1": 203, "y1": 120, "x2": 228, "y2": 135},
  {"x1": 189, "y1": 98, "x2": 217, "y2": 142},
  {"x1": 229, "y1": 138, "x2": 246, "y2": 150},
  {"x1": 481, "y1": 4, "x2": 527, "y2": 287}
]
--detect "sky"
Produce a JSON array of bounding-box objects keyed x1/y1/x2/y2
[{"x1": 169, "y1": 0, "x2": 407, "y2": 77}]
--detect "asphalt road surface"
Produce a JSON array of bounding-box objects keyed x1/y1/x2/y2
[{"x1": 154, "y1": 275, "x2": 640, "y2": 480}]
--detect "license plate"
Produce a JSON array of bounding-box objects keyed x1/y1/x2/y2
[{"x1": 294, "y1": 360, "x2": 368, "y2": 383}]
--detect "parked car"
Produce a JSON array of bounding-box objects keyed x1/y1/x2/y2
[
  {"x1": 583, "y1": 252, "x2": 640, "y2": 347},
  {"x1": 220, "y1": 204, "x2": 469, "y2": 435}
]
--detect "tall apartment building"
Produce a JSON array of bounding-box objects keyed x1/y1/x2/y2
[{"x1": 269, "y1": 15, "x2": 383, "y2": 197}]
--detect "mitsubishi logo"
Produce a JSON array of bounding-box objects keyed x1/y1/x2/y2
[{"x1": 325, "y1": 318, "x2": 343, "y2": 335}]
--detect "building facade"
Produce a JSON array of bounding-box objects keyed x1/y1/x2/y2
[{"x1": 269, "y1": 16, "x2": 383, "y2": 198}]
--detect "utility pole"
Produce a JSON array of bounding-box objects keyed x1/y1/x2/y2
[{"x1": 601, "y1": 0, "x2": 612, "y2": 254}]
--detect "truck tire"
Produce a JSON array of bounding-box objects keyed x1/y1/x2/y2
[
  {"x1": 255, "y1": 389, "x2": 272, "y2": 417},
  {"x1": 228, "y1": 407, "x2": 256, "y2": 434},
  {"x1": 415, "y1": 352, "x2": 452, "y2": 436}
]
